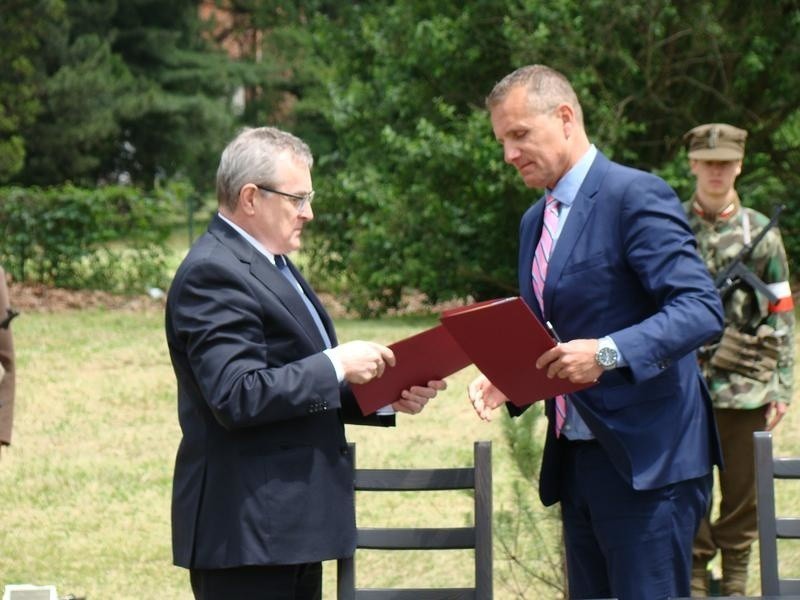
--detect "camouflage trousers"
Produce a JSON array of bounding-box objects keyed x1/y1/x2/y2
[{"x1": 692, "y1": 406, "x2": 768, "y2": 595}]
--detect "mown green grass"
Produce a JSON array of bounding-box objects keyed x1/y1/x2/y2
[{"x1": 1, "y1": 307, "x2": 798, "y2": 599}]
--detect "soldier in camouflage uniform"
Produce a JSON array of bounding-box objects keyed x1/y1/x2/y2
[{"x1": 683, "y1": 123, "x2": 796, "y2": 597}]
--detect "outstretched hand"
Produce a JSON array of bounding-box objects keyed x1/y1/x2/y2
[{"x1": 468, "y1": 374, "x2": 508, "y2": 422}]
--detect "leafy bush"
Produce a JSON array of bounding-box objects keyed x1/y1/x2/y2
[
  {"x1": 289, "y1": 1, "x2": 799, "y2": 315},
  {"x1": 0, "y1": 183, "x2": 181, "y2": 293},
  {"x1": 307, "y1": 106, "x2": 526, "y2": 316}
]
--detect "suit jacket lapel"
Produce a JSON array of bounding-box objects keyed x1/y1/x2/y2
[
  {"x1": 542, "y1": 153, "x2": 609, "y2": 313},
  {"x1": 209, "y1": 215, "x2": 332, "y2": 350},
  {"x1": 543, "y1": 195, "x2": 593, "y2": 312},
  {"x1": 281, "y1": 256, "x2": 338, "y2": 347}
]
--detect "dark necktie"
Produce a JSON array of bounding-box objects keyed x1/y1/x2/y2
[{"x1": 275, "y1": 255, "x2": 332, "y2": 349}]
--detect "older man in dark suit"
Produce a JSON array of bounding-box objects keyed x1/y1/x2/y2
[{"x1": 166, "y1": 126, "x2": 445, "y2": 600}]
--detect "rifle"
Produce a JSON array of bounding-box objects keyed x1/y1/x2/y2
[
  {"x1": 0, "y1": 307, "x2": 18, "y2": 329},
  {"x1": 714, "y1": 204, "x2": 784, "y2": 304}
]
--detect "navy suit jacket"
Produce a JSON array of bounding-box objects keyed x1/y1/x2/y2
[
  {"x1": 513, "y1": 152, "x2": 724, "y2": 506},
  {"x1": 166, "y1": 215, "x2": 390, "y2": 569}
]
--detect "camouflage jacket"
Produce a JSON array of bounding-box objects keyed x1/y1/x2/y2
[{"x1": 685, "y1": 195, "x2": 795, "y2": 409}]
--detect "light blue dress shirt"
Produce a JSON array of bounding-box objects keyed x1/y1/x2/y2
[{"x1": 544, "y1": 146, "x2": 625, "y2": 440}]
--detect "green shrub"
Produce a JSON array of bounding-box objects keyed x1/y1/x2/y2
[{"x1": 0, "y1": 183, "x2": 181, "y2": 293}]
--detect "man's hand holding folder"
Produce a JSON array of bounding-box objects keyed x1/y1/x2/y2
[
  {"x1": 468, "y1": 335, "x2": 601, "y2": 422},
  {"x1": 350, "y1": 325, "x2": 469, "y2": 415},
  {"x1": 351, "y1": 297, "x2": 595, "y2": 416}
]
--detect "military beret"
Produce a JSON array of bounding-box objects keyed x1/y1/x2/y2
[{"x1": 684, "y1": 123, "x2": 747, "y2": 160}]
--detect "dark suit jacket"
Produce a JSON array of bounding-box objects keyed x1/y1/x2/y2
[
  {"x1": 166, "y1": 215, "x2": 391, "y2": 569},
  {"x1": 512, "y1": 152, "x2": 724, "y2": 506}
]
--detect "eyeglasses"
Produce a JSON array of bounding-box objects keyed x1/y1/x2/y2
[{"x1": 255, "y1": 184, "x2": 315, "y2": 213}]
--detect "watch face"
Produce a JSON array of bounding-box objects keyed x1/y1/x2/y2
[{"x1": 597, "y1": 346, "x2": 618, "y2": 368}]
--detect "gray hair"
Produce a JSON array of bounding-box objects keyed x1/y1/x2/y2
[
  {"x1": 215, "y1": 126, "x2": 314, "y2": 212},
  {"x1": 486, "y1": 64, "x2": 584, "y2": 126}
]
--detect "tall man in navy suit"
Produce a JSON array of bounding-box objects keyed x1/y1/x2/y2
[
  {"x1": 468, "y1": 65, "x2": 725, "y2": 599},
  {"x1": 166, "y1": 126, "x2": 446, "y2": 600}
]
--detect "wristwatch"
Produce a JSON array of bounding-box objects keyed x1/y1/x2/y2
[{"x1": 595, "y1": 338, "x2": 618, "y2": 370}]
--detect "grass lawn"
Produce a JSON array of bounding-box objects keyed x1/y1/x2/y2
[{"x1": 1, "y1": 306, "x2": 799, "y2": 598}]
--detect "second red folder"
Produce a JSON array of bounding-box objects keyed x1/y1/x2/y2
[{"x1": 440, "y1": 297, "x2": 592, "y2": 407}]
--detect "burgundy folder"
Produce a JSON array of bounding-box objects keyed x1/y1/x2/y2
[
  {"x1": 440, "y1": 297, "x2": 592, "y2": 407},
  {"x1": 351, "y1": 297, "x2": 593, "y2": 415},
  {"x1": 350, "y1": 325, "x2": 471, "y2": 415}
]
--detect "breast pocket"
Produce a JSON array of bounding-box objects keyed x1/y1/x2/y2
[
  {"x1": 557, "y1": 255, "x2": 616, "y2": 311},
  {"x1": 561, "y1": 253, "x2": 610, "y2": 276}
]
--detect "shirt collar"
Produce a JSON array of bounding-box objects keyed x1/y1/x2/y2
[
  {"x1": 690, "y1": 192, "x2": 740, "y2": 222},
  {"x1": 218, "y1": 212, "x2": 277, "y2": 265},
  {"x1": 547, "y1": 144, "x2": 598, "y2": 208}
]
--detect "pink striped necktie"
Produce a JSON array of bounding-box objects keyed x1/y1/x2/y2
[{"x1": 531, "y1": 195, "x2": 567, "y2": 436}]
